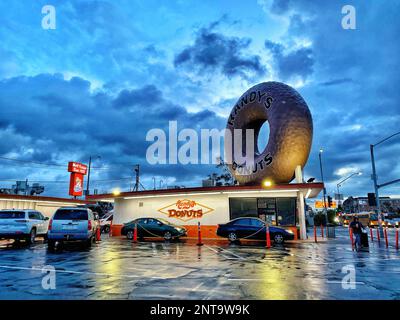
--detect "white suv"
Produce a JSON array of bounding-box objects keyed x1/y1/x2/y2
[{"x1": 0, "y1": 209, "x2": 49, "y2": 244}]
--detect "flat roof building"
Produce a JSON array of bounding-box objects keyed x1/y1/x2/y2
[{"x1": 87, "y1": 183, "x2": 323, "y2": 240}]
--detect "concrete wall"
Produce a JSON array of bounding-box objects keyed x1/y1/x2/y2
[{"x1": 0, "y1": 199, "x2": 86, "y2": 218}]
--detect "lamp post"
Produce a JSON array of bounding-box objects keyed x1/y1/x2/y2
[
  {"x1": 159, "y1": 179, "x2": 163, "y2": 190},
  {"x1": 336, "y1": 172, "x2": 362, "y2": 207},
  {"x1": 152, "y1": 177, "x2": 156, "y2": 190},
  {"x1": 370, "y1": 131, "x2": 400, "y2": 237},
  {"x1": 318, "y1": 148, "x2": 327, "y2": 207},
  {"x1": 86, "y1": 155, "x2": 101, "y2": 196}
]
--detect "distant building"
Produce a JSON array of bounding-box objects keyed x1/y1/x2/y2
[
  {"x1": 343, "y1": 196, "x2": 400, "y2": 213},
  {"x1": 202, "y1": 179, "x2": 216, "y2": 187},
  {"x1": 0, "y1": 181, "x2": 44, "y2": 195}
]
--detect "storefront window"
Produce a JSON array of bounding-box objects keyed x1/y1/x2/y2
[
  {"x1": 276, "y1": 198, "x2": 296, "y2": 226},
  {"x1": 229, "y1": 198, "x2": 258, "y2": 220},
  {"x1": 229, "y1": 197, "x2": 297, "y2": 225}
]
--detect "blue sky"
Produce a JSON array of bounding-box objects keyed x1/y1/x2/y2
[{"x1": 0, "y1": 0, "x2": 399, "y2": 200}]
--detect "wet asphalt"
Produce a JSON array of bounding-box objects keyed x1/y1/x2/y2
[{"x1": 0, "y1": 227, "x2": 399, "y2": 300}]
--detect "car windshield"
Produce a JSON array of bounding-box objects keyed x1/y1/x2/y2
[
  {"x1": 0, "y1": 211, "x2": 25, "y2": 219},
  {"x1": 53, "y1": 209, "x2": 88, "y2": 220}
]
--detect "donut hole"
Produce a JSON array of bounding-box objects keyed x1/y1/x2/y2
[{"x1": 256, "y1": 120, "x2": 270, "y2": 155}]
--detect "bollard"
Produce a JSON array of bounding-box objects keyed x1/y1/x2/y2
[
  {"x1": 96, "y1": 226, "x2": 101, "y2": 242},
  {"x1": 266, "y1": 224, "x2": 271, "y2": 248},
  {"x1": 133, "y1": 223, "x2": 138, "y2": 243},
  {"x1": 314, "y1": 225, "x2": 317, "y2": 243},
  {"x1": 196, "y1": 221, "x2": 203, "y2": 246},
  {"x1": 376, "y1": 228, "x2": 380, "y2": 243},
  {"x1": 321, "y1": 225, "x2": 324, "y2": 238},
  {"x1": 109, "y1": 220, "x2": 113, "y2": 237},
  {"x1": 384, "y1": 227, "x2": 389, "y2": 248},
  {"x1": 370, "y1": 227, "x2": 374, "y2": 242},
  {"x1": 396, "y1": 228, "x2": 399, "y2": 250},
  {"x1": 349, "y1": 228, "x2": 354, "y2": 251}
]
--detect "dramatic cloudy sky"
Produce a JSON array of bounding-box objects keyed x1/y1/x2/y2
[{"x1": 0, "y1": 0, "x2": 399, "y2": 201}]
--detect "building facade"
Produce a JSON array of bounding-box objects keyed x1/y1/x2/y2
[{"x1": 88, "y1": 183, "x2": 323, "y2": 240}]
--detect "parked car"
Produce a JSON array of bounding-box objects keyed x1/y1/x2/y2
[
  {"x1": 100, "y1": 212, "x2": 113, "y2": 233},
  {"x1": 0, "y1": 209, "x2": 49, "y2": 244},
  {"x1": 217, "y1": 217, "x2": 295, "y2": 244},
  {"x1": 47, "y1": 207, "x2": 100, "y2": 250},
  {"x1": 121, "y1": 218, "x2": 187, "y2": 241}
]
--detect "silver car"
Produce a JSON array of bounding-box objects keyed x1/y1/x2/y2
[
  {"x1": 0, "y1": 209, "x2": 49, "y2": 244},
  {"x1": 47, "y1": 207, "x2": 99, "y2": 250}
]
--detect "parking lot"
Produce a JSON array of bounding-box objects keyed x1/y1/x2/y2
[{"x1": 0, "y1": 227, "x2": 399, "y2": 300}]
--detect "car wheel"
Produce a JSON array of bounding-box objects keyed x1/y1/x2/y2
[
  {"x1": 85, "y1": 237, "x2": 93, "y2": 248},
  {"x1": 228, "y1": 232, "x2": 238, "y2": 242},
  {"x1": 27, "y1": 228, "x2": 36, "y2": 244},
  {"x1": 104, "y1": 225, "x2": 110, "y2": 233},
  {"x1": 43, "y1": 233, "x2": 48, "y2": 242},
  {"x1": 273, "y1": 233, "x2": 284, "y2": 244},
  {"x1": 126, "y1": 230, "x2": 134, "y2": 240},
  {"x1": 47, "y1": 240, "x2": 56, "y2": 251},
  {"x1": 164, "y1": 231, "x2": 172, "y2": 241}
]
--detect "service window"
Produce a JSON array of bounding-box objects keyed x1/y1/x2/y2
[{"x1": 229, "y1": 198, "x2": 258, "y2": 220}]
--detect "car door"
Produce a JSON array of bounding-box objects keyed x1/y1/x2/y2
[
  {"x1": 35, "y1": 212, "x2": 47, "y2": 235},
  {"x1": 250, "y1": 218, "x2": 266, "y2": 240},
  {"x1": 146, "y1": 219, "x2": 163, "y2": 237},
  {"x1": 28, "y1": 211, "x2": 41, "y2": 234},
  {"x1": 232, "y1": 218, "x2": 253, "y2": 238},
  {"x1": 135, "y1": 218, "x2": 147, "y2": 237}
]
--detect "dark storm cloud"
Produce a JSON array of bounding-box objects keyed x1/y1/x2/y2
[
  {"x1": 0, "y1": 74, "x2": 226, "y2": 192},
  {"x1": 113, "y1": 85, "x2": 164, "y2": 108},
  {"x1": 174, "y1": 26, "x2": 266, "y2": 79},
  {"x1": 265, "y1": 40, "x2": 314, "y2": 81}
]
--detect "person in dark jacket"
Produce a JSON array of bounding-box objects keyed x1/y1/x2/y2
[{"x1": 349, "y1": 216, "x2": 364, "y2": 250}]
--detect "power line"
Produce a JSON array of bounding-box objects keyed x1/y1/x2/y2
[{"x1": 0, "y1": 177, "x2": 132, "y2": 183}]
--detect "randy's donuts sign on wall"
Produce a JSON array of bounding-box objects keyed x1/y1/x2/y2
[{"x1": 158, "y1": 199, "x2": 214, "y2": 222}]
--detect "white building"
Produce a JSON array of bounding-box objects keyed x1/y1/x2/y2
[
  {"x1": 0, "y1": 194, "x2": 93, "y2": 218},
  {"x1": 88, "y1": 183, "x2": 323, "y2": 240}
]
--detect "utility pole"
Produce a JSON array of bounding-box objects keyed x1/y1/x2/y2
[
  {"x1": 86, "y1": 156, "x2": 92, "y2": 196},
  {"x1": 134, "y1": 165, "x2": 140, "y2": 191},
  {"x1": 86, "y1": 155, "x2": 101, "y2": 196}
]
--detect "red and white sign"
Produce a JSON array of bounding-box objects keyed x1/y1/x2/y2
[
  {"x1": 68, "y1": 162, "x2": 87, "y2": 196},
  {"x1": 68, "y1": 162, "x2": 88, "y2": 175},
  {"x1": 158, "y1": 199, "x2": 214, "y2": 222}
]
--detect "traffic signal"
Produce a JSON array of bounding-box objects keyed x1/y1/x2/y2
[
  {"x1": 368, "y1": 193, "x2": 377, "y2": 206},
  {"x1": 328, "y1": 196, "x2": 332, "y2": 208}
]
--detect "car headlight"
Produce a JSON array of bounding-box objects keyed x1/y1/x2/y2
[
  {"x1": 286, "y1": 229, "x2": 294, "y2": 234},
  {"x1": 334, "y1": 217, "x2": 339, "y2": 223}
]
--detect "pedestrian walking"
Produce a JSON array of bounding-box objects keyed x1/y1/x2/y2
[{"x1": 349, "y1": 216, "x2": 364, "y2": 251}]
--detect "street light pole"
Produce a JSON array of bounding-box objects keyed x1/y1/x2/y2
[
  {"x1": 370, "y1": 131, "x2": 400, "y2": 237},
  {"x1": 336, "y1": 172, "x2": 362, "y2": 207},
  {"x1": 318, "y1": 148, "x2": 328, "y2": 223}
]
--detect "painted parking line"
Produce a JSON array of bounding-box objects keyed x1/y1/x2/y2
[
  {"x1": 204, "y1": 245, "x2": 239, "y2": 260},
  {"x1": 326, "y1": 280, "x2": 365, "y2": 285},
  {"x1": 0, "y1": 264, "x2": 167, "y2": 280}
]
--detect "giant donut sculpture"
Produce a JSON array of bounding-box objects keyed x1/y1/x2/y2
[{"x1": 225, "y1": 81, "x2": 313, "y2": 185}]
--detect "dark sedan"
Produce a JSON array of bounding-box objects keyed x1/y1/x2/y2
[
  {"x1": 121, "y1": 218, "x2": 187, "y2": 241},
  {"x1": 217, "y1": 217, "x2": 295, "y2": 244}
]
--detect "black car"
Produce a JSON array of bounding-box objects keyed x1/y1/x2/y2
[
  {"x1": 121, "y1": 218, "x2": 187, "y2": 241},
  {"x1": 217, "y1": 217, "x2": 295, "y2": 244}
]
